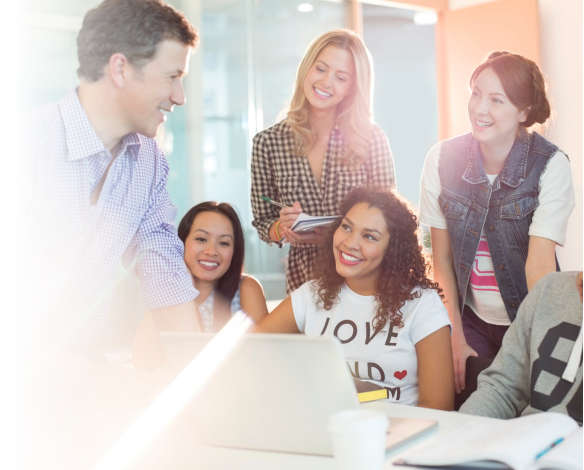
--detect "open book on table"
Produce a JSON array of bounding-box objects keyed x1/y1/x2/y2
[
  {"x1": 395, "y1": 412, "x2": 582, "y2": 470},
  {"x1": 280, "y1": 213, "x2": 338, "y2": 243}
]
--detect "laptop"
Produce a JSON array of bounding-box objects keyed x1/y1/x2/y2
[{"x1": 160, "y1": 332, "x2": 437, "y2": 456}]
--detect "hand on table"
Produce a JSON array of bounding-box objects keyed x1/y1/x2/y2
[{"x1": 452, "y1": 335, "x2": 478, "y2": 394}]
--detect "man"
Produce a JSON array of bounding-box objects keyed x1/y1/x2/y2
[
  {"x1": 460, "y1": 272, "x2": 583, "y2": 424},
  {"x1": 26, "y1": 0, "x2": 200, "y2": 351},
  {"x1": 19, "y1": 5, "x2": 200, "y2": 466}
]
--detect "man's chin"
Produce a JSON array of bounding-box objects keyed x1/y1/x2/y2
[{"x1": 141, "y1": 126, "x2": 159, "y2": 139}]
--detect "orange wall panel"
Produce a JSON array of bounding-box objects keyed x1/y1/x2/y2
[{"x1": 436, "y1": 0, "x2": 540, "y2": 139}]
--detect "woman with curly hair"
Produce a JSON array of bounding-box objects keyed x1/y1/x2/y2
[
  {"x1": 250, "y1": 29, "x2": 396, "y2": 295},
  {"x1": 257, "y1": 188, "x2": 454, "y2": 410}
]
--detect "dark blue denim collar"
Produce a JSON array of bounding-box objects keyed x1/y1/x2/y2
[{"x1": 462, "y1": 130, "x2": 529, "y2": 188}]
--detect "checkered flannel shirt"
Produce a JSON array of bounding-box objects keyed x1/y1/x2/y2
[
  {"x1": 26, "y1": 89, "x2": 197, "y2": 343},
  {"x1": 251, "y1": 121, "x2": 396, "y2": 294}
]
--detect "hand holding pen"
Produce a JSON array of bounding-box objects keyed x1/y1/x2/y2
[
  {"x1": 262, "y1": 196, "x2": 301, "y2": 241},
  {"x1": 261, "y1": 196, "x2": 325, "y2": 245},
  {"x1": 261, "y1": 196, "x2": 300, "y2": 225}
]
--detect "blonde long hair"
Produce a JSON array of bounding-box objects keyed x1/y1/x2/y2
[{"x1": 285, "y1": 29, "x2": 374, "y2": 167}]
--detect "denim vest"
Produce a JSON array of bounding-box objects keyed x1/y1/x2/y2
[{"x1": 438, "y1": 131, "x2": 563, "y2": 322}]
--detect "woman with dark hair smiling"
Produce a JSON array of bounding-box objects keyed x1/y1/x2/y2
[
  {"x1": 177, "y1": 201, "x2": 269, "y2": 331},
  {"x1": 257, "y1": 188, "x2": 454, "y2": 410},
  {"x1": 133, "y1": 201, "x2": 268, "y2": 370}
]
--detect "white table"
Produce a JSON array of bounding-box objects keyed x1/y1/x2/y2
[{"x1": 130, "y1": 399, "x2": 495, "y2": 469}]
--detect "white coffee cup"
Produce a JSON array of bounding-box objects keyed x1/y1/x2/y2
[{"x1": 328, "y1": 409, "x2": 390, "y2": 470}]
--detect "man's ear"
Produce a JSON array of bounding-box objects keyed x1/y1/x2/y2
[{"x1": 108, "y1": 53, "x2": 131, "y2": 89}]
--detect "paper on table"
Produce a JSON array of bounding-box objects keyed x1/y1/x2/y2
[
  {"x1": 396, "y1": 412, "x2": 579, "y2": 470},
  {"x1": 535, "y1": 427, "x2": 583, "y2": 470}
]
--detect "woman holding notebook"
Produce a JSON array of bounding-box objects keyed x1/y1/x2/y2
[
  {"x1": 418, "y1": 52, "x2": 575, "y2": 394},
  {"x1": 257, "y1": 188, "x2": 454, "y2": 410},
  {"x1": 250, "y1": 29, "x2": 396, "y2": 294}
]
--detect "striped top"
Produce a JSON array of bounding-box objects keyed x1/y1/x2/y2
[{"x1": 198, "y1": 278, "x2": 243, "y2": 332}]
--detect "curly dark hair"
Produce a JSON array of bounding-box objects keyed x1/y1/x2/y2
[
  {"x1": 311, "y1": 187, "x2": 442, "y2": 332},
  {"x1": 77, "y1": 0, "x2": 199, "y2": 81}
]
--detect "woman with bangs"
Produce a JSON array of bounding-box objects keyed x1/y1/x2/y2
[
  {"x1": 251, "y1": 29, "x2": 396, "y2": 295},
  {"x1": 257, "y1": 187, "x2": 454, "y2": 410},
  {"x1": 133, "y1": 201, "x2": 268, "y2": 370},
  {"x1": 419, "y1": 52, "x2": 575, "y2": 395},
  {"x1": 176, "y1": 202, "x2": 268, "y2": 332}
]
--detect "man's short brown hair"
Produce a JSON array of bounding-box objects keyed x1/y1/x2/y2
[{"x1": 77, "y1": 0, "x2": 199, "y2": 82}]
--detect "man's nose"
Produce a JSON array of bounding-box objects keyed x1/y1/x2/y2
[{"x1": 171, "y1": 80, "x2": 186, "y2": 106}]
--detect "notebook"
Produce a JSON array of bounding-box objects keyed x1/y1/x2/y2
[
  {"x1": 395, "y1": 412, "x2": 581, "y2": 470},
  {"x1": 160, "y1": 333, "x2": 438, "y2": 456},
  {"x1": 281, "y1": 213, "x2": 338, "y2": 242},
  {"x1": 355, "y1": 378, "x2": 390, "y2": 402}
]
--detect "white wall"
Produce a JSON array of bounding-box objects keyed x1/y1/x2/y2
[{"x1": 538, "y1": 0, "x2": 583, "y2": 271}]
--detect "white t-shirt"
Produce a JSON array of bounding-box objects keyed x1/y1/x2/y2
[
  {"x1": 419, "y1": 141, "x2": 575, "y2": 325},
  {"x1": 291, "y1": 281, "x2": 451, "y2": 406}
]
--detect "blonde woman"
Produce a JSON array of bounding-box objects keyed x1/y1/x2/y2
[{"x1": 251, "y1": 29, "x2": 396, "y2": 294}]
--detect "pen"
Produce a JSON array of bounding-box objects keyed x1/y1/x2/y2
[
  {"x1": 535, "y1": 438, "x2": 564, "y2": 459},
  {"x1": 261, "y1": 196, "x2": 288, "y2": 209}
]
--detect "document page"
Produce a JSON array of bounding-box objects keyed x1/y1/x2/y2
[
  {"x1": 535, "y1": 427, "x2": 583, "y2": 470},
  {"x1": 399, "y1": 413, "x2": 579, "y2": 470}
]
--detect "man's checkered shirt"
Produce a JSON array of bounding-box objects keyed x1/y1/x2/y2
[{"x1": 26, "y1": 89, "x2": 197, "y2": 343}]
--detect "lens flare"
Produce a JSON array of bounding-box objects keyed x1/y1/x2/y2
[{"x1": 94, "y1": 311, "x2": 253, "y2": 470}]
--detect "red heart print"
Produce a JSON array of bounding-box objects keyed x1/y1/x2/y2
[{"x1": 394, "y1": 370, "x2": 407, "y2": 380}]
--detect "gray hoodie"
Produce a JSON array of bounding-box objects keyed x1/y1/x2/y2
[{"x1": 460, "y1": 271, "x2": 582, "y2": 424}]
